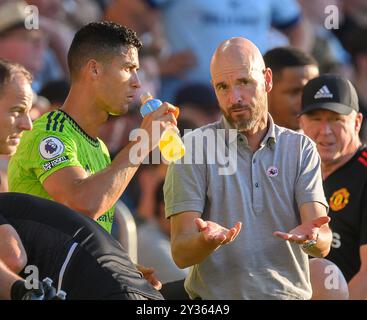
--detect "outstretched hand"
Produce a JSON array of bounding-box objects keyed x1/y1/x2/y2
[
  {"x1": 195, "y1": 218, "x2": 242, "y2": 247},
  {"x1": 273, "y1": 216, "x2": 330, "y2": 244}
]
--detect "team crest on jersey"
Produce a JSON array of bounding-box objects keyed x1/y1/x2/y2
[
  {"x1": 329, "y1": 188, "x2": 350, "y2": 211},
  {"x1": 39, "y1": 136, "x2": 65, "y2": 160}
]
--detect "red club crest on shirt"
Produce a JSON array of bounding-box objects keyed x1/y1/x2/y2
[{"x1": 329, "y1": 188, "x2": 350, "y2": 211}]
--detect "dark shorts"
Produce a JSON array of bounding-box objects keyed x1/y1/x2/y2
[
  {"x1": 0, "y1": 193, "x2": 163, "y2": 300},
  {"x1": 59, "y1": 242, "x2": 161, "y2": 300}
]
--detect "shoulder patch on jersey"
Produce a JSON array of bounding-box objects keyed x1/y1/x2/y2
[
  {"x1": 39, "y1": 136, "x2": 65, "y2": 160},
  {"x1": 42, "y1": 155, "x2": 70, "y2": 171}
]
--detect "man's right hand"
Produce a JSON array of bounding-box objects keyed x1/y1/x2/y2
[
  {"x1": 195, "y1": 218, "x2": 242, "y2": 248},
  {"x1": 139, "y1": 102, "x2": 178, "y2": 152},
  {"x1": 170, "y1": 212, "x2": 242, "y2": 268}
]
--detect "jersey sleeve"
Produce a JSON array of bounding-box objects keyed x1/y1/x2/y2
[
  {"x1": 30, "y1": 130, "x2": 83, "y2": 184},
  {"x1": 271, "y1": 0, "x2": 301, "y2": 29},
  {"x1": 295, "y1": 136, "x2": 329, "y2": 210}
]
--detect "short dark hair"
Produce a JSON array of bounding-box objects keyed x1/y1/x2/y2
[
  {"x1": 263, "y1": 47, "x2": 318, "y2": 78},
  {"x1": 0, "y1": 59, "x2": 32, "y2": 96},
  {"x1": 67, "y1": 21, "x2": 143, "y2": 80}
]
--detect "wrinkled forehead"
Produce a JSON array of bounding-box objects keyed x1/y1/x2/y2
[
  {"x1": 210, "y1": 41, "x2": 264, "y2": 80},
  {"x1": 210, "y1": 60, "x2": 265, "y2": 85},
  {"x1": 12, "y1": 73, "x2": 33, "y2": 97},
  {"x1": 212, "y1": 63, "x2": 263, "y2": 81},
  {"x1": 0, "y1": 73, "x2": 33, "y2": 108}
]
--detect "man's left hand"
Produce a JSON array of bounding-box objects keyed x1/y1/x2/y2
[{"x1": 273, "y1": 216, "x2": 330, "y2": 245}]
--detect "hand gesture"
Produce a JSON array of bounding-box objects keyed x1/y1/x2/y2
[
  {"x1": 195, "y1": 218, "x2": 242, "y2": 248},
  {"x1": 273, "y1": 216, "x2": 330, "y2": 245}
]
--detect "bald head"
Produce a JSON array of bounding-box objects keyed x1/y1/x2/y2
[
  {"x1": 210, "y1": 37, "x2": 272, "y2": 134},
  {"x1": 210, "y1": 37, "x2": 265, "y2": 79}
]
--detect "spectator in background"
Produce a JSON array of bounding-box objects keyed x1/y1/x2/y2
[
  {"x1": 300, "y1": 74, "x2": 367, "y2": 299},
  {"x1": 174, "y1": 83, "x2": 220, "y2": 127},
  {"x1": 104, "y1": 0, "x2": 157, "y2": 37},
  {"x1": 333, "y1": 0, "x2": 367, "y2": 54},
  {"x1": 264, "y1": 47, "x2": 319, "y2": 130},
  {"x1": 39, "y1": 79, "x2": 70, "y2": 110},
  {"x1": 265, "y1": 50, "x2": 351, "y2": 300},
  {"x1": 107, "y1": 0, "x2": 312, "y2": 101},
  {"x1": 0, "y1": 59, "x2": 33, "y2": 300},
  {"x1": 26, "y1": 0, "x2": 103, "y2": 30},
  {"x1": 138, "y1": 181, "x2": 189, "y2": 284},
  {"x1": 26, "y1": 0, "x2": 110, "y2": 82},
  {"x1": 348, "y1": 28, "x2": 367, "y2": 144},
  {"x1": 298, "y1": 0, "x2": 350, "y2": 74},
  {"x1": 145, "y1": 0, "x2": 312, "y2": 101},
  {"x1": 0, "y1": 59, "x2": 33, "y2": 193},
  {"x1": 0, "y1": 1, "x2": 51, "y2": 92},
  {"x1": 134, "y1": 164, "x2": 168, "y2": 223},
  {"x1": 0, "y1": 59, "x2": 33, "y2": 186},
  {"x1": 29, "y1": 92, "x2": 50, "y2": 121}
]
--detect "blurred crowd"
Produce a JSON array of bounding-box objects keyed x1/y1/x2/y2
[{"x1": 1, "y1": 0, "x2": 367, "y2": 294}]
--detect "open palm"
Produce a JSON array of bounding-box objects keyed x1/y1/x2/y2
[
  {"x1": 195, "y1": 218, "x2": 242, "y2": 246},
  {"x1": 273, "y1": 216, "x2": 330, "y2": 244}
]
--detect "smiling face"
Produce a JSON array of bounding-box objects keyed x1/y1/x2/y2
[
  {"x1": 0, "y1": 73, "x2": 33, "y2": 155},
  {"x1": 300, "y1": 109, "x2": 363, "y2": 166},
  {"x1": 95, "y1": 45, "x2": 141, "y2": 116},
  {"x1": 210, "y1": 37, "x2": 272, "y2": 132}
]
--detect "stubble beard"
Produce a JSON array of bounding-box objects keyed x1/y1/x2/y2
[{"x1": 224, "y1": 94, "x2": 267, "y2": 133}]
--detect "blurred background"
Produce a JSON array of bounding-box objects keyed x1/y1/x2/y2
[{"x1": 1, "y1": 0, "x2": 366, "y2": 279}]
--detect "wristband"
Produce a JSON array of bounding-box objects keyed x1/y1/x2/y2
[{"x1": 302, "y1": 233, "x2": 319, "y2": 250}]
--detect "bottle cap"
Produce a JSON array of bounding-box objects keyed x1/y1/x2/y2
[
  {"x1": 140, "y1": 92, "x2": 153, "y2": 104},
  {"x1": 168, "y1": 106, "x2": 180, "y2": 119}
]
